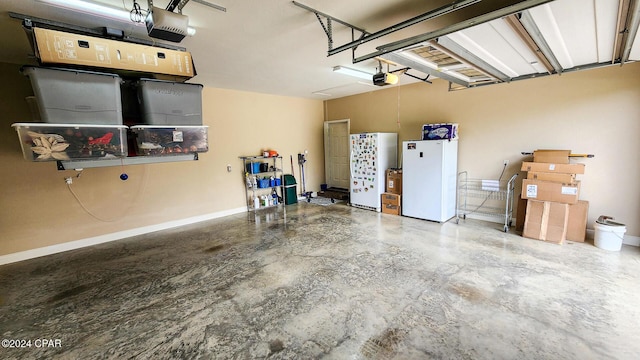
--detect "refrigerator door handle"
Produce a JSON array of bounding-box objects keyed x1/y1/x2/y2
[{"x1": 349, "y1": 146, "x2": 355, "y2": 180}]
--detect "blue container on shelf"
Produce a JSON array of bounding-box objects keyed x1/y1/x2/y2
[
  {"x1": 274, "y1": 178, "x2": 282, "y2": 186},
  {"x1": 245, "y1": 162, "x2": 261, "y2": 174},
  {"x1": 258, "y1": 178, "x2": 270, "y2": 188}
]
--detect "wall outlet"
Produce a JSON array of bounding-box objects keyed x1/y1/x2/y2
[
  {"x1": 227, "y1": 164, "x2": 232, "y2": 172},
  {"x1": 65, "y1": 177, "x2": 73, "y2": 185},
  {"x1": 503, "y1": 160, "x2": 510, "y2": 166}
]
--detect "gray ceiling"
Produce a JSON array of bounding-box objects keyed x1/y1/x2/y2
[{"x1": 0, "y1": 0, "x2": 638, "y2": 99}]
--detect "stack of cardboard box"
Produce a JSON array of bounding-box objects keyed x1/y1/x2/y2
[
  {"x1": 382, "y1": 169, "x2": 402, "y2": 215},
  {"x1": 518, "y1": 150, "x2": 589, "y2": 244}
]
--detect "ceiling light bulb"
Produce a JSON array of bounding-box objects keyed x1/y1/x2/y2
[{"x1": 386, "y1": 73, "x2": 399, "y2": 85}]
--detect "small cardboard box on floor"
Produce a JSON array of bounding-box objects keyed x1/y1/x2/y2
[
  {"x1": 386, "y1": 169, "x2": 402, "y2": 195},
  {"x1": 523, "y1": 200, "x2": 569, "y2": 244},
  {"x1": 381, "y1": 193, "x2": 401, "y2": 215}
]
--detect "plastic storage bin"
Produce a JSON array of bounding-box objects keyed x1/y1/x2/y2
[
  {"x1": 22, "y1": 66, "x2": 123, "y2": 125},
  {"x1": 12, "y1": 123, "x2": 127, "y2": 161},
  {"x1": 245, "y1": 162, "x2": 261, "y2": 174},
  {"x1": 137, "y1": 79, "x2": 203, "y2": 125},
  {"x1": 257, "y1": 178, "x2": 270, "y2": 188},
  {"x1": 130, "y1": 125, "x2": 208, "y2": 155}
]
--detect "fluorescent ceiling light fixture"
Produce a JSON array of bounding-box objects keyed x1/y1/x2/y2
[
  {"x1": 333, "y1": 66, "x2": 374, "y2": 80},
  {"x1": 36, "y1": 0, "x2": 196, "y2": 36},
  {"x1": 37, "y1": 0, "x2": 141, "y2": 23}
]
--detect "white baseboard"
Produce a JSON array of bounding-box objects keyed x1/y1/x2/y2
[
  {"x1": 0, "y1": 207, "x2": 247, "y2": 266},
  {"x1": 586, "y1": 229, "x2": 640, "y2": 247}
]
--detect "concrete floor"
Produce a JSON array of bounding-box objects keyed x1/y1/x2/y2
[{"x1": 1, "y1": 202, "x2": 639, "y2": 359}]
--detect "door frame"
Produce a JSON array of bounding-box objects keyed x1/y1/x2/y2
[{"x1": 323, "y1": 119, "x2": 350, "y2": 189}]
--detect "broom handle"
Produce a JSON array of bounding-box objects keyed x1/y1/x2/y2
[
  {"x1": 290, "y1": 155, "x2": 295, "y2": 177},
  {"x1": 520, "y1": 152, "x2": 594, "y2": 158}
]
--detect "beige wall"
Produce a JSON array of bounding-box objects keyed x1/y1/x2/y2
[
  {"x1": 2, "y1": 60, "x2": 638, "y2": 257},
  {"x1": 326, "y1": 63, "x2": 640, "y2": 237},
  {"x1": 0, "y1": 63, "x2": 325, "y2": 255}
]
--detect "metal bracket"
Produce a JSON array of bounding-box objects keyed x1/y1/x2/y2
[
  {"x1": 356, "y1": 0, "x2": 556, "y2": 64},
  {"x1": 391, "y1": 68, "x2": 432, "y2": 84},
  {"x1": 315, "y1": 14, "x2": 333, "y2": 51},
  {"x1": 166, "y1": 0, "x2": 227, "y2": 13},
  {"x1": 294, "y1": 0, "x2": 485, "y2": 61},
  {"x1": 292, "y1": 1, "x2": 369, "y2": 56},
  {"x1": 56, "y1": 153, "x2": 199, "y2": 171},
  {"x1": 191, "y1": 0, "x2": 227, "y2": 13}
]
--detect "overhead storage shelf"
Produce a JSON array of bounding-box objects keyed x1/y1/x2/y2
[
  {"x1": 12, "y1": 123, "x2": 205, "y2": 170},
  {"x1": 56, "y1": 153, "x2": 198, "y2": 170}
]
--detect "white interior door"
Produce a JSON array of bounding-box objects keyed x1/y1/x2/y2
[{"x1": 324, "y1": 119, "x2": 350, "y2": 189}]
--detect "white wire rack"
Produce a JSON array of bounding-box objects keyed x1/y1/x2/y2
[{"x1": 456, "y1": 171, "x2": 518, "y2": 232}]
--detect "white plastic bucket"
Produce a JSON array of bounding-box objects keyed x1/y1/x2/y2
[{"x1": 594, "y1": 222, "x2": 626, "y2": 251}]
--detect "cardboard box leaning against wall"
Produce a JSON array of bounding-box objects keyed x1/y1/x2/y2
[
  {"x1": 517, "y1": 197, "x2": 588, "y2": 242},
  {"x1": 523, "y1": 200, "x2": 569, "y2": 244},
  {"x1": 566, "y1": 201, "x2": 589, "y2": 242}
]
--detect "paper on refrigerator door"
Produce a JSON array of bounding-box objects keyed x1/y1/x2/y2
[{"x1": 351, "y1": 133, "x2": 378, "y2": 193}]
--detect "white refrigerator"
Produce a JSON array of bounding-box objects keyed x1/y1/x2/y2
[
  {"x1": 350, "y1": 132, "x2": 398, "y2": 211},
  {"x1": 402, "y1": 139, "x2": 458, "y2": 222}
]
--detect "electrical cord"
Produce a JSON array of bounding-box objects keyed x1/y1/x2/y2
[
  {"x1": 497, "y1": 162, "x2": 506, "y2": 182},
  {"x1": 67, "y1": 182, "x2": 119, "y2": 222},
  {"x1": 65, "y1": 167, "x2": 148, "y2": 223}
]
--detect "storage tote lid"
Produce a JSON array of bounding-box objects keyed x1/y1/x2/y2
[
  {"x1": 21, "y1": 66, "x2": 122, "y2": 79},
  {"x1": 12, "y1": 123, "x2": 127, "y2": 129},
  {"x1": 137, "y1": 78, "x2": 203, "y2": 87},
  {"x1": 130, "y1": 125, "x2": 208, "y2": 130}
]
